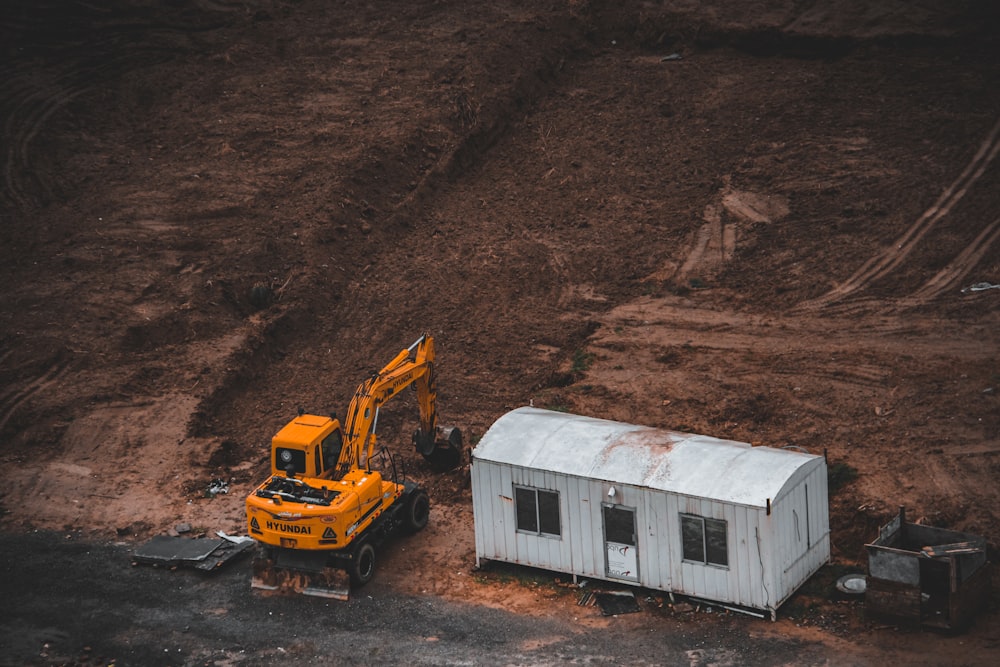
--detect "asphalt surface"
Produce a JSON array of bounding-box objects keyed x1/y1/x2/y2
[{"x1": 1, "y1": 531, "x2": 825, "y2": 666}]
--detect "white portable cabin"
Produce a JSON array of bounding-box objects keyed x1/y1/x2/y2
[{"x1": 471, "y1": 407, "x2": 830, "y2": 619}]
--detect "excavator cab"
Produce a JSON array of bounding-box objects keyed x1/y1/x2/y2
[{"x1": 270, "y1": 413, "x2": 344, "y2": 479}]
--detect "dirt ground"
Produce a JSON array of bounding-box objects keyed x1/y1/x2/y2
[{"x1": 2, "y1": 0, "x2": 999, "y2": 663}]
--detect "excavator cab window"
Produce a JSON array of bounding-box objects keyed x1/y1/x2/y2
[
  {"x1": 275, "y1": 447, "x2": 306, "y2": 476},
  {"x1": 322, "y1": 428, "x2": 343, "y2": 470}
]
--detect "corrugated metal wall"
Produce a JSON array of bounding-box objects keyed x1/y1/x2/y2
[
  {"x1": 475, "y1": 459, "x2": 836, "y2": 614},
  {"x1": 767, "y1": 462, "x2": 831, "y2": 608},
  {"x1": 669, "y1": 495, "x2": 766, "y2": 609},
  {"x1": 473, "y1": 456, "x2": 576, "y2": 569}
]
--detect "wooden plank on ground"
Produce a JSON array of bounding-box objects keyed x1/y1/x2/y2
[{"x1": 920, "y1": 541, "x2": 985, "y2": 558}]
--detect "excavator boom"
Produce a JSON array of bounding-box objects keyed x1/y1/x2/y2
[{"x1": 337, "y1": 335, "x2": 443, "y2": 474}]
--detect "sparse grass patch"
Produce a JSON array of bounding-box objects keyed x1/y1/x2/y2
[
  {"x1": 828, "y1": 462, "x2": 858, "y2": 493},
  {"x1": 571, "y1": 349, "x2": 595, "y2": 374}
]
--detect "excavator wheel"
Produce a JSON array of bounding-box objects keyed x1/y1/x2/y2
[
  {"x1": 421, "y1": 426, "x2": 463, "y2": 471},
  {"x1": 403, "y1": 489, "x2": 430, "y2": 533},
  {"x1": 349, "y1": 542, "x2": 376, "y2": 587}
]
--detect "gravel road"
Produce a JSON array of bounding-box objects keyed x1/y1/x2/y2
[{"x1": 1, "y1": 531, "x2": 833, "y2": 666}]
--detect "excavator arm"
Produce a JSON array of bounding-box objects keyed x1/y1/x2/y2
[{"x1": 335, "y1": 335, "x2": 458, "y2": 475}]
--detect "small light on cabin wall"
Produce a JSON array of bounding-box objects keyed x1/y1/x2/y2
[{"x1": 608, "y1": 486, "x2": 616, "y2": 498}]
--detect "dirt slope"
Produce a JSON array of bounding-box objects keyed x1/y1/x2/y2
[{"x1": 1, "y1": 0, "x2": 999, "y2": 661}]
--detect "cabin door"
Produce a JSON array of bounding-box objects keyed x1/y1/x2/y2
[{"x1": 603, "y1": 504, "x2": 639, "y2": 582}]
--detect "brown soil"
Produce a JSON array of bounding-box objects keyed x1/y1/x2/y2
[{"x1": 2, "y1": 0, "x2": 999, "y2": 663}]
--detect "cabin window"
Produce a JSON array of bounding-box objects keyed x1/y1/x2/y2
[
  {"x1": 514, "y1": 486, "x2": 561, "y2": 537},
  {"x1": 602, "y1": 505, "x2": 636, "y2": 546},
  {"x1": 681, "y1": 514, "x2": 728, "y2": 567}
]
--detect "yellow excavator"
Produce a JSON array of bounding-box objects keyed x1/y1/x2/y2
[{"x1": 246, "y1": 334, "x2": 462, "y2": 599}]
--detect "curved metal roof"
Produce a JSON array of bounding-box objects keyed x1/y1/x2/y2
[{"x1": 472, "y1": 407, "x2": 823, "y2": 507}]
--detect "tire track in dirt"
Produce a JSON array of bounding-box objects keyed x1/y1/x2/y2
[
  {"x1": 593, "y1": 298, "x2": 989, "y2": 362},
  {"x1": 586, "y1": 297, "x2": 997, "y2": 447},
  {"x1": 793, "y1": 118, "x2": 1000, "y2": 314},
  {"x1": 674, "y1": 203, "x2": 738, "y2": 286},
  {"x1": 948, "y1": 441, "x2": 1000, "y2": 457},
  {"x1": 669, "y1": 188, "x2": 785, "y2": 287},
  {"x1": 2, "y1": 73, "x2": 98, "y2": 209},
  {"x1": 0, "y1": 2, "x2": 234, "y2": 210},
  {"x1": 894, "y1": 216, "x2": 1000, "y2": 308},
  {"x1": 732, "y1": 362, "x2": 890, "y2": 391},
  {"x1": 811, "y1": 214, "x2": 1000, "y2": 318},
  {"x1": 0, "y1": 355, "x2": 74, "y2": 434},
  {"x1": 818, "y1": 213, "x2": 1000, "y2": 317}
]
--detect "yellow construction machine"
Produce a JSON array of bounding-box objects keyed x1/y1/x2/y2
[{"x1": 246, "y1": 334, "x2": 462, "y2": 598}]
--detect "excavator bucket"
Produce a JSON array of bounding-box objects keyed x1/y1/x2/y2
[
  {"x1": 251, "y1": 550, "x2": 351, "y2": 600},
  {"x1": 418, "y1": 425, "x2": 463, "y2": 471}
]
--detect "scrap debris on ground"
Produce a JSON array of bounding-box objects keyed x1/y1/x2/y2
[{"x1": 132, "y1": 533, "x2": 254, "y2": 571}]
